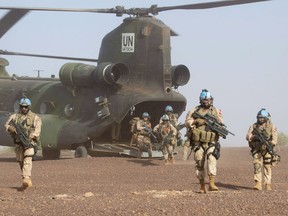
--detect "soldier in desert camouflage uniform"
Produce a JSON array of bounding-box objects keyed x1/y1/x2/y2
[
  {"x1": 154, "y1": 114, "x2": 177, "y2": 164},
  {"x1": 5, "y1": 98, "x2": 42, "y2": 189},
  {"x1": 136, "y1": 112, "x2": 153, "y2": 158},
  {"x1": 185, "y1": 89, "x2": 223, "y2": 193},
  {"x1": 246, "y1": 108, "x2": 279, "y2": 191}
]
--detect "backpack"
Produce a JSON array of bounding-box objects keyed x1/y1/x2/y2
[{"x1": 129, "y1": 117, "x2": 140, "y2": 133}]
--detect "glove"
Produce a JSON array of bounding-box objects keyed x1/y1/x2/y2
[
  {"x1": 8, "y1": 126, "x2": 16, "y2": 134},
  {"x1": 29, "y1": 135, "x2": 37, "y2": 143},
  {"x1": 251, "y1": 135, "x2": 259, "y2": 141},
  {"x1": 195, "y1": 119, "x2": 206, "y2": 126}
]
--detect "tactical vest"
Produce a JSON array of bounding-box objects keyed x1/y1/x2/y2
[
  {"x1": 249, "y1": 123, "x2": 273, "y2": 151},
  {"x1": 158, "y1": 123, "x2": 173, "y2": 138},
  {"x1": 251, "y1": 123, "x2": 273, "y2": 140},
  {"x1": 191, "y1": 106, "x2": 219, "y2": 143},
  {"x1": 129, "y1": 117, "x2": 140, "y2": 133},
  {"x1": 15, "y1": 111, "x2": 36, "y2": 137}
]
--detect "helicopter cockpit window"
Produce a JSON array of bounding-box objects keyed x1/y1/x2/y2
[
  {"x1": 40, "y1": 101, "x2": 56, "y2": 114},
  {"x1": 64, "y1": 104, "x2": 75, "y2": 118}
]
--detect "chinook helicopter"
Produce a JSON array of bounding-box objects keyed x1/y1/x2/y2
[{"x1": 0, "y1": 0, "x2": 270, "y2": 159}]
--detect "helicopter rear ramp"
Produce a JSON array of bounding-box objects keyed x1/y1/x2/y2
[{"x1": 87, "y1": 142, "x2": 164, "y2": 158}]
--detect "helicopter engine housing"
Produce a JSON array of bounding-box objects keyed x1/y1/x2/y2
[
  {"x1": 59, "y1": 62, "x2": 130, "y2": 88},
  {"x1": 171, "y1": 64, "x2": 190, "y2": 87}
]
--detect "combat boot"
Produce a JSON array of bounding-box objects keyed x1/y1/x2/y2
[
  {"x1": 199, "y1": 179, "x2": 206, "y2": 193},
  {"x1": 22, "y1": 178, "x2": 32, "y2": 188},
  {"x1": 208, "y1": 176, "x2": 219, "y2": 191},
  {"x1": 170, "y1": 157, "x2": 175, "y2": 164},
  {"x1": 266, "y1": 184, "x2": 272, "y2": 191},
  {"x1": 253, "y1": 181, "x2": 262, "y2": 190}
]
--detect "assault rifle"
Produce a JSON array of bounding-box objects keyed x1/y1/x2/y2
[
  {"x1": 162, "y1": 130, "x2": 175, "y2": 146},
  {"x1": 9, "y1": 119, "x2": 33, "y2": 149},
  {"x1": 144, "y1": 127, "x2": 159, "y2": 144},
  {"x1": 176, "y1": 123, "x2": 186, "y2": 131},
  {"x1": 193, "y1": 112, "x2": 235, "y2": 139},
  {"x1": 253, "y1": 127, "x2": 275, "y2": 155}
]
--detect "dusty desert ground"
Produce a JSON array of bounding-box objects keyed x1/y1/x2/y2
[{"x1": 0, "y1": 145, "x2": 287, "y2": 216}]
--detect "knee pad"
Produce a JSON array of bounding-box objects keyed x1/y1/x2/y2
[{"x1": 254, "y1": 163, "x2": 261, "y2": 174}]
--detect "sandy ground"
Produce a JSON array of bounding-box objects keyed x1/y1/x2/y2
[{"x1": 0, "y1": 146, "x2": 287, "y2": 216}]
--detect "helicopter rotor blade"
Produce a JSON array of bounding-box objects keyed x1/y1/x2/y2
[
  {"x1": 156, "y1": 0, "x2": 271, "y2": 13},
  {"x1": 0, "y1": 0, "x2": 271, "y2": 38},
  {"x1": 0, "y1": 9, "x2": 29, "y2": 38},
  {"x1": 0, "y1": 50, "x2": 98, "y2": 62}
]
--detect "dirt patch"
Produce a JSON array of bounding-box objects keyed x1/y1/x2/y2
[{"x1": 0, "y1": 146, "x2": 287, "y2": 216}]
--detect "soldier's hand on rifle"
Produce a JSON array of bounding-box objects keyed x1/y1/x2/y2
[
  {"x1": 29, "y1": 135, "x2": 37, "y2": 143},
  {"x1": 195, "y1": 118, "x2": 206, "y2": 126},
  {"x1": 7, "y1": 126, "x2": 16, "y2": 134},
  {"x1": 251, "y1": 135, "x2": 260, "y2": 141}
]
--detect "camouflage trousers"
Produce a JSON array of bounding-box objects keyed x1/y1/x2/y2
[
  {"x1": 194, "y1": 142, "x2": 217, "y2": 180},
  {"x1": 162, "y1": 143, "x2": 174, "y2": 160},
  {"x1": 182, "y1": 138, "x2": 190, "y2": 161},
  {"x1": 137, "y1": 135, "x2": 152, "y2": 157},
  {"x1": 252, "y1": 151, "x2": 272, "y2": 184},
  {"x1": 15, "y1": 145, "x2": 35, "y2": 179}
]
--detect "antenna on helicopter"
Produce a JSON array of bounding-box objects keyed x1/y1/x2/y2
[{"x1": 33, "y1": 69, "x2": 44, "y2": 78}]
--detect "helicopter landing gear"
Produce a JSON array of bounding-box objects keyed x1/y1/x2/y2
[{"x1": 74, "y1": 146, "x2": 88, "y2": 158}]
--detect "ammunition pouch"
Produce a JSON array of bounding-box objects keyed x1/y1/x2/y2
[
  {"x1": 211, "y1": 142, "x2": 221, "y2": 160},
  {"x1": 192, "y1": 129, "x2": 216, "y2": 143}
]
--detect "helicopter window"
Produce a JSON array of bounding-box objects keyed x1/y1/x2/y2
[{"x1": 64, "y1": 104, "x2": 75, "y2": 118}]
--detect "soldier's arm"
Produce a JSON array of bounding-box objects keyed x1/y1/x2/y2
[
  {"x1": 246, "y1": 125, "x2": 254, "y2": 142},
  {"x1": 171, "y1": 125, "x2": 177, "y2": 137},
  {"x1": 185, "y1": 108, "x2": 197, "y2": 128},
  {"x1": 4, "y1": 113, "x2": 16, "y2": 133},
  {"x1": 153, "y1": 124, "x2": 159, "y2": 133},
  {"x1": 216, "y1": 108, "x2": 224, "y2": 124},
  {"x1": 270, "y1": 124, "x2": 278, "y2": 146},
  {"x1": 136, "y1": 120, "x2": 142, "y2": 131},
  {"x1": 30, "y1": 115, "x2": 42, "y2": 139}
]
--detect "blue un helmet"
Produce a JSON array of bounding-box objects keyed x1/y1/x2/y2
[
  {"x1": 142, "y1": 112, "x2": 150, "y2": 119},
  {"x1": 165, "y1": 105, "x2": 173, "y2": 113},
  {"x1": 19, "y1": 98, "x2": 31, "y2": 107},
  {"x1": 257, "y1": 108, "x2": 270, "y2": 119},
  {"x1": 161, "y1": 114, "x2": 170, "y2": 121},
  {"x1": 199, "y1": 89, "x2": 212, "y2": 101}
]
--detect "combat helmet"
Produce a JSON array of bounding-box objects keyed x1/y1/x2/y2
[{"x1": 165, "y1": 105, "x2": 173, "y2": 113}]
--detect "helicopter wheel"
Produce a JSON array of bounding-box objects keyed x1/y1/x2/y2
[
  {"x1": 74, "y1": 146, "x2": 88, "y2": 158},
  {"x1": 42, "y1": 148, "x2": 61, "y2": 160}
]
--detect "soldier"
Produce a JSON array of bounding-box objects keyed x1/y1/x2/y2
[
  {"x1": 4, "y1": 98, "x2": 42, "y2": 189},
  {"x1": 164, "y1": 105, "x2": 178, "y2": 128},
  {"x1": 136, "y1": 112, "x2": 153, "y2": 158},
  {"x1": 153, "y1": 114, "x2": 177, "y2": 164},
  {"x1": 185, "y1": 89, "x2": 223, "y2": 193},
  {"x1": 163, "y1": 105, "x2": 183, "y2": 147},
  {"x1": 246, "y1": 108, "x2": 279, "y2": 191}
]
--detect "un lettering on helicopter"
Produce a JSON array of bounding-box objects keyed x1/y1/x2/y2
[
  {"x1": 122, "y1": 33, "x2": 135, "y2": 53},
  {"x1": 0, "y1": 1, "x2": 270, "y2": 159}
]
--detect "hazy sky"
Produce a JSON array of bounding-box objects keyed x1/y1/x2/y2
[{"x1": 0, "y1": 0, "x2": 287, "y2": 147}]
